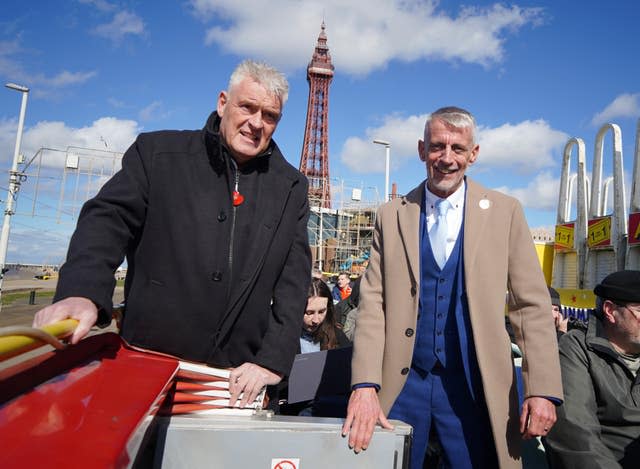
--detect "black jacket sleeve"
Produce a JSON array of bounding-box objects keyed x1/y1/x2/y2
[
  {"x1": 253, "y1": 179, "x2": 311, "y2": 375},
  {"x1": 54, "y1": 135, "x2": 151, "y2": 317}
]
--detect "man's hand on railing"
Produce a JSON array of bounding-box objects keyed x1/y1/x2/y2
[{"x1": 33, "y1": 297, "x2": 97, "y2": 344}]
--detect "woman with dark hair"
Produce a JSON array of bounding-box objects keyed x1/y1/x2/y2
[
  {"x1": 279, "y1": 278, "x2": 350, "y2": 416},
  {"x1": 301, "y1": 278, "x2": 349, "y2": 352}
]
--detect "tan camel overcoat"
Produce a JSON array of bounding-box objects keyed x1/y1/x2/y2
[{"x1": 351, "y1": 178, "x2": 563, "y2": 468}]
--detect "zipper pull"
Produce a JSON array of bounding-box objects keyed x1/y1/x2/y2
[
  {"x1": 231, "y1": 160, "x2": 244, "y2": 206},
  {"x1": 232, "y1": 190, "x2": 244, "y2": 206}
]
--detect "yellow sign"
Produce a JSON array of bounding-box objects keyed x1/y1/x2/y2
[
  {"x1": 554, "y1": 223, "x2": 574, "y2": 250},
  {"x1": 629, "y1": 212, "x2": 640, "y2": 246},
  {"x1": 587, "y1": 216, "x2": 611, "y2": 248},
  {"x1": 557, "y1": 288, "x2": 596, "y2": 309}
]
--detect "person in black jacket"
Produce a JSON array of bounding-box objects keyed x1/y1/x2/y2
[{"x1": 33, "y1": 60, "x2": 312, "y2": 407}]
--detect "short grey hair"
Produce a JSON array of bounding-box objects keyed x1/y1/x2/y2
[
  {"x1": 425, "y1": 106, "x2": 477, "y2": 144},
  {"x1": 228, "y1": 60, "x2": 289, "y2": 106}
]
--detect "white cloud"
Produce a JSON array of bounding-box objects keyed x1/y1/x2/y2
[
  {"x1": 0, "y1": 39, "x2": 96, "y2": 94},
  {"x1": 8, "y1": 224, "x2": 72, "y2": 265},
  {"x1": 0, "y1": 118, "x2": 19, "y2": 163},
  {"x1": 45, "y1": 70, "x2": 98, "y2": 87},
  {"x1": 189, "y1": 0, "x2": 545, "y2": 75},
  {"x1": 77, "y1": 0, "x2": 116, "y2": 13},
  {"x1": 0, "y1": 116, "x2": 141, "y2": 263},
  {"x1": 108, "y1": 97, "x2": 127, "y2": 108},
  {"x1": 93, "y1": 10, "x2": 146, "y2": 43},
  {"x1": 494, "y1": 171, "x2": 560, "y2": 211},
  {"x1": 341, "y1": 113, "x2": 428, "y2": 173},
  {"x1": 591, "y1": 93, "x2": 640, "y2": 127},
  {"x1": 477, "y1": 120, "x2": 568, "y2": 172},
  {"x1": 138, "y1": 101, "x2": 171, "y2": 122},
  {"x1": 0, "y1": 116, "x2": 140, "y2": 167},
  {"x1": 341, "y1": 115, "x2": 568, "y2": 174}
]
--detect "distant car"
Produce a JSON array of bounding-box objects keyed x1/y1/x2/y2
[{"x1": 34, "y1": 274, "x2": 57, "y2": 280}]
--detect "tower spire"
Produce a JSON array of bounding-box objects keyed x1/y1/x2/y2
[{"x1": 299, "y1": 22, "x2": 334, "y2": 208}]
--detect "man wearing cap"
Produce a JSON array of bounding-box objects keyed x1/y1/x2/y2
[{"x1": 544, "y1": 270, "x2": 640, "y2": 469}]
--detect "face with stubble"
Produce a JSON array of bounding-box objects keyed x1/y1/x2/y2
[
  {"x1": 605, "y1": 301, "x2": 640, "y2": 354},
  {"x1": 217, "y1": 77, "x2": 282, "y2": 164},
  {"x1": 419, "y1": 118, "x2": 479, "y2": 198}
]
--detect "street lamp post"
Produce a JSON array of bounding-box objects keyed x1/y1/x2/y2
[
  {"x1": 373, "y1": 139, "x2": 391, "y2": 202},
  {"x1": 0, "y1": 83, "x2": 30, "y2": 307}
]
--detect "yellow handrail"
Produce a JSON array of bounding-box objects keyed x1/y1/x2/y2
[{"x1": 0, "y1": 319, "x2": 79, "y2": 362}]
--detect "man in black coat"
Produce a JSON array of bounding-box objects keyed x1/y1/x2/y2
[{"x1": 33, "y1": 60, "x2": 312, "y2": 406}]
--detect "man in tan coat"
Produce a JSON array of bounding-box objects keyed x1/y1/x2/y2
[{"x1": 341, "y1": 107, "x2": 562, "y2": 468}]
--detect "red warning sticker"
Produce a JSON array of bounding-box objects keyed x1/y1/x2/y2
[{"x1": 271, "y1": 459, "x2": 300, "y2": 469}]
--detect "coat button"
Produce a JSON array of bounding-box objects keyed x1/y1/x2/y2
[
  {"x1": 211, "y1": 271, "x2": 223, "y2": 281},
  {"x1": 401, "y1": 367, "x2": 409, "y2": 375},
  {"x1": 405, "y1": 328, "x2": 414, "y2": 337},
  {"x1": 217, "y1": 211, "x2": 227, "y2": 222}
]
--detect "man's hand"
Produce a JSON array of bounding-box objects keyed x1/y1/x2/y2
[
  {"x1": 228, "y1": 362, "x2": 282, "y2": 408},
  {"x1": 32, "y1": 296, "x2": 98, "y2": 344},
  {"x1": 555, "y1": 315, "x2": 569, "y2": 333},
  {"x1": 520, "y1": 396, "x2": 557, "y2": 439},
  {"x1": 341, "y1": 387, "x2": 393, "y2": 453}
]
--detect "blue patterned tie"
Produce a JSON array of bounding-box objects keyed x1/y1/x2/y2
[{"x1": 430, "y1": 199, "x2": 450, "y2": 268}]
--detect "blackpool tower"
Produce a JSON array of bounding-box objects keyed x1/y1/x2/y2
[{"x1": 299, "y1": 22, "x2": 334, "y2": 208}]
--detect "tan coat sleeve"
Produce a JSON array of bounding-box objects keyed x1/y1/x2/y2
[
  {"x1": 350, "y1": 205, "x2": 387, "y2": 386},
  {"x1": 506, "y1": 201, "x2": 563, "y2": 400}
]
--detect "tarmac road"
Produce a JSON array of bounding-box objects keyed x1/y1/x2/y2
[
  {"x1": 0, "y1": 282, "x2": 124, "y2": 371},
  {"x1": 0, "y1": 279, "x2": 124, "y2": 328}
]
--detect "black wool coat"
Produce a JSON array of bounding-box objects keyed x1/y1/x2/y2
[{"x1": 55, "y1": 112, "x2": 312, "y2": 375}]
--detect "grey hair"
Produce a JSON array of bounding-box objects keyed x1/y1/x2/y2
[
  {"x1": 425, "y1": 106, "x2": 477, "y2": 144},
  {"x1": 228, "y1": 60, "x2": 289, "y2": 106}
]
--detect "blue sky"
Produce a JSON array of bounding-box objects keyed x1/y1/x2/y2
[{"x1": 1, "y1": 0, "x2": 639, "y2": 264}]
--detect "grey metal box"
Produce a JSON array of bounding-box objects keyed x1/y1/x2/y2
[{"x1": 154, "y1": 413, "x2": 411, "y2": 468}]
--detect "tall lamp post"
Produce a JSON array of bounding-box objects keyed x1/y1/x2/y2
[
  {"x1": 0, "y1": 82, "x2": 30, "y2": 308},
  {"x1": 373, "y1": 139, "x2": 391, "y2": 202}
]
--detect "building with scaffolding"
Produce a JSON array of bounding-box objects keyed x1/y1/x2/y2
[{"x1": 306, "y1": 180, "x2": 387, "y2": 275}]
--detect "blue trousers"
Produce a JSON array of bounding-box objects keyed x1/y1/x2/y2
[{"x1": 389, "y1": 365, "x2": 498, "y2": 468}]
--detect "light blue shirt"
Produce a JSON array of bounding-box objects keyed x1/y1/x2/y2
[{"x1": 300, "y1": 333, "x2": 321, "y2": 354}]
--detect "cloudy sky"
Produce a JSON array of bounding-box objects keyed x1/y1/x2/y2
[{"x1": 1, "y1": 0, "x2": 639, "y2": 264}]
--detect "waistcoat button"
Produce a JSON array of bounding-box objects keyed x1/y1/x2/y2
[
  {"x1": 405, "y1": 328, "x2": 414, "y2": 337},
  {"x1": 401, "y1": 367, "x2": 409, "y2": 375}
]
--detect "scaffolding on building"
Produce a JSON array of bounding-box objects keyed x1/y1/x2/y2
[{"x1": 307, "y1": 176, "x2": 384, "y2": 276}]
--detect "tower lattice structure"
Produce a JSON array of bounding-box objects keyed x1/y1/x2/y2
[{"x1": 299, "y1": 22, "x2": 334, "y2": 208}]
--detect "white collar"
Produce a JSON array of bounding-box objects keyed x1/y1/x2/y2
[{"x1": 424, "y1": 180, "x2": 466, "y2": 211}]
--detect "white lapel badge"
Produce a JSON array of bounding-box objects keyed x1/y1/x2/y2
[{"x1": 479, "y1": 198, "x2": 491, "y2": 210}]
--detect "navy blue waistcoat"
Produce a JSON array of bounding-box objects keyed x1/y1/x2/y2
[{"x1": 412, "y1": 202, "x2": 480, "y2": 399}]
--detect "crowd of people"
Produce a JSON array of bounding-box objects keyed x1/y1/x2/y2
[{"x1": 31, "y1": 58, "x2": 640, "y2": 468}]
